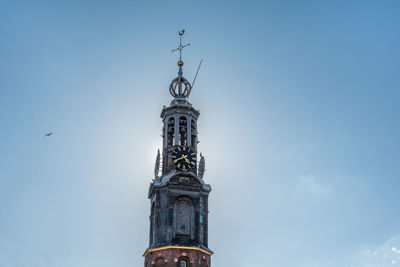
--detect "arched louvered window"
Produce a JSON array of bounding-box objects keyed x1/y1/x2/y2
[
  {"x1": 191, "y1": 119, "x2": 195, "y2": 130},
  {"x1": 179, "y1": 116, "x2": 187, "y2": 146},
  {"x1": 190, "y1": 119, "x2": 196, "y2": 147},
  {"x1": 167, "y1": 117, "x2": 175, "y2": 146}
]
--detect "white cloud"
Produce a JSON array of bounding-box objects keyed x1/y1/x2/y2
[
  {"x1": 297, "y1": 173, "x2": 334, "y2": 197},
  {"x1": 354, "y1": 234, "x2": 400, "y2": 267}
]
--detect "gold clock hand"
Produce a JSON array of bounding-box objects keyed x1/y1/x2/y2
[
  {"x1": 180, "y1": 155, "x2": 191, "y2": 163},
  {"x1": 173, "y1": 154, "x2": 190, "y2": 164},
  {"x1": 173, "y1": 156, "x2": 185, "y2": 163}
]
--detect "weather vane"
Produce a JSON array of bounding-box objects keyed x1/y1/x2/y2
[{"x1": 172, "y1": 29, "x2": 190, "y2": 66}]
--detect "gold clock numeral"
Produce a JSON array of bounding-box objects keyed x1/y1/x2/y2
[
  {"x1": 191, "y1": 153, "x2": 195, "y2": 155},
  {"x1": 193, "y1": 158, "x2": 197, "y2": 161},
  {"x1": 172, "y1": 155, "x2": 176, "y2": 158},
  {"x1": 178, "y1": 147, "x2": 181, "y2": 151},
  {"x1": 177, "y1": 163, "x2": 181, "y2": 168},
  {"x1": 182, "y1": 165, "x2": 186, "y2": 170},
  {"x1": 191, "y1": 162, "x2": 195, "y2": 165}
]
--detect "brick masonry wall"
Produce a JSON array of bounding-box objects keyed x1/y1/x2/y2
[{"x1": 144, "y1": 247, "x2": 211, "y2": 267}]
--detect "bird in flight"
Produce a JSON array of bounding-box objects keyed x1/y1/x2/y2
[{"x1": 44, "y1": 132, "x2": 53, "y2": 137}]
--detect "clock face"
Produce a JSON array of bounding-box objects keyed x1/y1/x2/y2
[{"x1": 172, "y1": 146, "x2": 196, "y2": 171}]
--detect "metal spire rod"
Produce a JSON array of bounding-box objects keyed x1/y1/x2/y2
[
  {"x1": 171, "y1": 29, "x2": 190, "y2": 62},
  {"x1": 191, "y1": 59, "x2": 203, "y2": 89}
]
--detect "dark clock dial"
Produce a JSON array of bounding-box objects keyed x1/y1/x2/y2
[{"x1": 172, "y1": 146, "x2": 196, "y2": 170}]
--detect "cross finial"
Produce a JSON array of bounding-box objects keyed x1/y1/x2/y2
[{"x1": 172, "y1": 29, "x2": 190, "y2": 66}]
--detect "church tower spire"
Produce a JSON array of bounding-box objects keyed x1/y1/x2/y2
[
  {"x1": 169, "y1": 29, "x2": 193, "y2": 100},
  {"x1": 144, "y1": 30, "x2": 212, "y2": 267}
]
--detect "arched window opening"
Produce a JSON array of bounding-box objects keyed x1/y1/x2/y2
[
  {"x1": 167, "y1": 117, "x2": 175, "y2": 146},
  {"x1": 201, "y1": 259, "x2": 207, "y2": 267},
  {"x1": 190, "y1": 119, "x2": 196, "y2": 147},
  {"x1": 177, "y1": 257, "x2": 189, "y2": 267},
  {"x1": 191, "y1": 119, "x2": 196, "y2": 131},
  {"x1": 179, "y1": 116, "x2": 187, "y2": 146},
  {"x1": 151, "y1": 202, "x2": 155, "y2": 217},
  {"x1": 175, "y1": 199, "x2": 192, "y2": 236}
]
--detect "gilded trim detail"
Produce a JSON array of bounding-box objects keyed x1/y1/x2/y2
[{"x1": 143, "y1": 245, "x2": 213, "y2": 257}]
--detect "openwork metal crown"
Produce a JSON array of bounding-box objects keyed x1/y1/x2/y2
[
  {"x1": 169, "y1": 29, "x2": 192, "y2": 99},
  {"x1": 169, "y1": 76, "x2": 192, "y2": 98}
]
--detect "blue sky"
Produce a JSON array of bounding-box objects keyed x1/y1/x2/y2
[{"x1": 0, "y1": 0, "x2": 399, "y2": 266}]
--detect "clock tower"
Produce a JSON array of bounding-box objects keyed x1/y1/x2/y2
[{"x1": 143, "y1": 31, "x2": 212, "y2": 267}]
